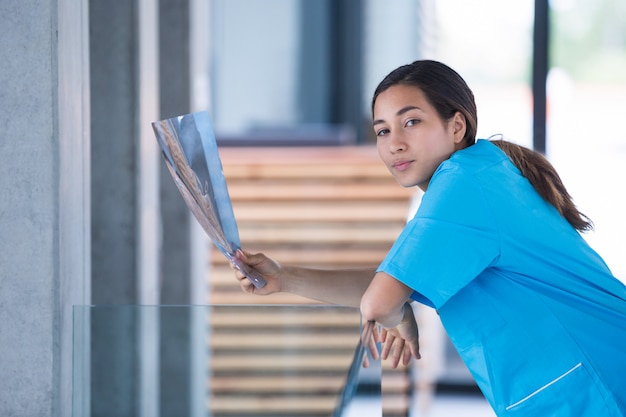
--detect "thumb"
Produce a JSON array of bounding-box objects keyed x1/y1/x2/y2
[
  {"x1": 238, "y1": 250, "x2": 267, "y2": 268},
  {"x1": 236, "y1": 249, "x2": 258, "y2": 264},
  {"x1": 235, "y1": 249, "x2": 249, "y2": 262}
]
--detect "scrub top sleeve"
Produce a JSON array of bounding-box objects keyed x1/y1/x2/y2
[{"x1": 378, "y1": 165, "x2": 500, "y2": 309}]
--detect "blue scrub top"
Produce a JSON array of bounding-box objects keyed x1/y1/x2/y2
[{"x1": 378, "y1": 140, "x2": 626, "y2": 416}]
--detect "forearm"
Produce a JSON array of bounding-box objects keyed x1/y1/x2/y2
[{"x1": 280, "y1": 265, "x2": 377, "y2": 307}]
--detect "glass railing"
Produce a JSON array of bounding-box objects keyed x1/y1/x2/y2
[{"x1": 73, "y1": 304, "x2": 382, "y2": 417}]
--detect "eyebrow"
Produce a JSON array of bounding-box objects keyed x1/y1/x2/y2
[{"x1": 372, "y1": 105, "x2": 422, "y2": 126}]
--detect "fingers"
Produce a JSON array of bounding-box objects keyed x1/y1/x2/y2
[
  {"x1": 380, "y1": 333, "x2": 403, "y2": 368},
  {"x1": 239, "y1": 276, "x2": 255, "y2": 293},
  {"x1": 362, "y1": 321, "x2": 378, "y2": 360},
  {"x1": 360, "y1": 326, "x2": 421, "y2": 370},
  {"x1": 236, "y1": 249, "x2": 265, "y2": 269},
  {"x1": 379, "y1": 333, "x2": 420, "y2": 368},
  {"x1": 367, "y1": 331, "x2": 380, "y2": 361},
  {"x1": 230, "y1": 252, "x2": 246, "y2": 278},
  {"x1": 380, "y1": 327, "x2": 389, "y2": 344},
  {"x1": 390, "y1": 338, "x2": 404, "y2": 369},
  {"x1": 230, "y1": 255, "x2": 256, "y2": 294},
  {"x1": 231, "y1": 250, "x2": 260, "y2": 292},
  {"x1": 362, "y1": 354, "x2": 370, "y2": 368},
  {"x1": 380, "y1": 333, "x2": 394, "y2": 360},
  {"x1": 231, "y1": 249, "x2": 284, "y2": 297}
]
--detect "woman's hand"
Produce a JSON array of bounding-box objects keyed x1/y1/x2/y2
[
  {"x1": 380, "y1": 303, "x2": 421, "y2": 368},
  {"x1": 231, "y1": 250, "x2": 282, "y2": 295},
  {"x1": 361, "y1": 321, "x2": 380, "y2": 368}
]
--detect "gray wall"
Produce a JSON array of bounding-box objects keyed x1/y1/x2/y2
[
  {"x1": 0, "y1": 0, "x2": 91, "y2": 416},
  {"x1": 158, "y1": 1, "x2": 194, "y2": 416},
  {"x1": 89, "y1": 0, "x2": 161, "y2": 415},
  {"x1": 89, "y1": 0, "x2": 207, "y2": 415}
]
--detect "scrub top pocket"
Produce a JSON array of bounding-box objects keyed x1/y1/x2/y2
[{"x1": 503, "y1": 362, "x2": 622, "y2": 417}]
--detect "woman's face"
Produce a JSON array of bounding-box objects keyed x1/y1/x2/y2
[{"x1": 373, "y1": 85, "x2": 466, "y2": 190}]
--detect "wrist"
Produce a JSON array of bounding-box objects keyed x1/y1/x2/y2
[
  {"x1": 361, "y1": 301, "x2": 405, "y2": 329},
  {"x1": 276, "y1": 263, "x2": 290, "y2": 293}
]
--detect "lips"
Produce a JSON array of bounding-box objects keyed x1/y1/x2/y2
[{"x1": 392, "y1": 160, "x2": 413, "y2": 171}]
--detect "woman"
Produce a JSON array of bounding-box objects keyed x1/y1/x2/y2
[{"x1": 232, "y1": 60, "x2": 626, "y2": 416}]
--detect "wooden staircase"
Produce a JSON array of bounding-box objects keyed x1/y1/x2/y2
[{"x1": 208, "y1": 146, "x2": 415, "y2": 416}]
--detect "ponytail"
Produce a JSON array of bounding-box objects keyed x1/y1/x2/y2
[{"x1": 490, "y1": 139, "x2": 593, "y2": 232}]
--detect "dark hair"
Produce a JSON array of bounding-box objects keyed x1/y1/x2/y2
[
  {"x1": 372, "y1": 60, "x2": 593, "y2": 232},
  {"x1": 371, "y1": 60, "x2": 477, "y2": 147},
  {"x1": 490, "y1": 139, "x2": 593, "y2": 232}
]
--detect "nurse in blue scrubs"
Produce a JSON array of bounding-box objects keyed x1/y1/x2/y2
[{"x1": 233, "y1": 60, "x2": 626, "y2": 416}]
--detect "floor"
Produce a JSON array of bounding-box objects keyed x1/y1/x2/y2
[
  {"x1": 410, "y1": 393, "x2": 496, "y2": 417},
  {"x1": 345, "y1": 393, "x2": 496, "y2": 417}
]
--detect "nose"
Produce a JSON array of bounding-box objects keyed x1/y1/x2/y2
[{"x1": 388, "y1": 131, "x2": 407, "y2": 153}]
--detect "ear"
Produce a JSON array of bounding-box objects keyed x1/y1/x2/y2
[{"x1": 451, "y1": 111, "x2": 467, "y2": 144}]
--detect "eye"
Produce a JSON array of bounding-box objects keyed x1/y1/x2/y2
[
  {"x1": 405, "y1": 118, "x2": 420, "y2": 127},
  {"x1": 375, "y1": 128, "x2": 390, "y2": 137}
]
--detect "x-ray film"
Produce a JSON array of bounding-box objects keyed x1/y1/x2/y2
[{"x1": 152, "y1": 111, "x2": 267, "y2": 289}]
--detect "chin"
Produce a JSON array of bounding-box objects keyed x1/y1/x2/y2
[{"x1": 394, "y1": 178, "x2": 418, "y2": 188}]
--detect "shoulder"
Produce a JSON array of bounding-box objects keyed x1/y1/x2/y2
[
  {"x1": 447, "y1": 139, "x2": 510, "y2": 174},
  {"x1": 418, "y1": 142, "x2": 504, "y2": 226},
  {"x1": 421, "y1": 139, "x2": 525, "y2": 225},
  {"x1": 429, "y1": 139, "x2": 522, "y2": 196},
  {"x1": 428, "y1": 140, "x2": 505, "y2": 192}
]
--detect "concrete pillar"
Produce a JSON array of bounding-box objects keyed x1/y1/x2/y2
[
  {"x1": 89, "y1": 0, "x2": 160, "y2": 415},
  {"x1": 158, "y1": 0, "x2": 210, "y2": 415},
  {"x1": 159, "y1": 0, "x2": 192, "y2": 302},
  {"x1": 189, "y1": 2, "x2": 212, "y2": 416},
  {"x1": 158, "y1": 1, "x2": 193, "y2": 416},
  {"x1": 0, "y1": 1, "x2": 91, "y2": 416}
]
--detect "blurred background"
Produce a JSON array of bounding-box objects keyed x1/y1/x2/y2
[
  {"x1": 208, "y1": 0, "x2": 626, "y2": 281},
  {"x1": 1, "y1": 0, "x2": 624, "y2": 416}
]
